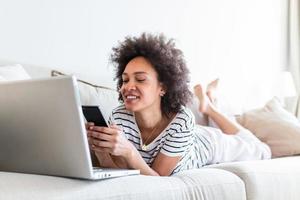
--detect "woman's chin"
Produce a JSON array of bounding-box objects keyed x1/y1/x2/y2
[{"x1": 124, "y1": 104, "x2": 138, "y2": 112}]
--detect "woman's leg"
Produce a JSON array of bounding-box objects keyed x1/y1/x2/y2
[
  {"x1": 205, "y1": 79, "x2": 221, "y2": 128},
  {"x1": 199, "y1": 126, "x2": 272, "y2": 164},
  {"x1": 206, "y1": 78, "x2": 219, "y2": 104},
  {"x1": 194, "y1": 83, "x2": 243, "y2": 135}
]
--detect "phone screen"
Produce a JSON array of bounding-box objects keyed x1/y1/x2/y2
[{"x1": 82, "y1": 106, "x2": 107, "y2": 127}]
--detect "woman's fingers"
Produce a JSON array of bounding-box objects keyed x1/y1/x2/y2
[
  {"x1": 88, "y1": 131, "x2": 115, "y2": 148},
  {"x1": 88, "y1": 130, "x2": 112, "y2": 141},
  {"x1": 109, "y1": 123, "x2": 122, "y2": 131},
  {"x1": 89, "y1": 126, "x2": 121, "y2": 136},
  {"x1": 109, "y1": 124, "x2": 116, "y2": 128},
  {"x1": 92, "y1": 139, "x2": 113, "y2": 148},
  {"x1": 85, "y1": 122, "x2": 94, "y2": 129},
  {"x1": 87, "y1": 124, "x2": 116, "y2": 154},
  {"x1": 87, "y1": 124, "x2": 127, "y2": 156},
  {"x1": 91, "y1": 145, "x2": 111, "y2": 153}
]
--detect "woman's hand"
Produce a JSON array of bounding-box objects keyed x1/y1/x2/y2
[
  {"x1": 85, "y1": 123, "x2": 172, "y2": 175},
  {"x1": 86, "y1": 123, "x2": 134, "y2": 160}
]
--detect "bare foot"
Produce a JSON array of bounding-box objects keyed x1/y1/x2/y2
[
  {"x1": 206, "y1": 78, "x2": 219, "y2": 104},
  {"x1": 193, "y1": 84, "x2": 213, "y2": 114}
]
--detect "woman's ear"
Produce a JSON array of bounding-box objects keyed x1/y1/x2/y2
[
  {"x1": 160, "y1": 83, "x2": 167, "y2": 97},
  {"x1": 160, "y1": 91, "x2": 166, "y2": 97}
]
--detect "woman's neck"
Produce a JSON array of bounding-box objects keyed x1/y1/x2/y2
[{"x1": 134, "y1": 109, "x2": 164, "y2": 131}]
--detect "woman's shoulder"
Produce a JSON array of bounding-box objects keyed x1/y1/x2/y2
[
  {"x1": 112, "y1": 104, "x2": 128, "y2": 113},
  {"x1": 176, "y1": 106, "x2": 195, "y2": 120},
  {"x1": 169, "y1": 106, "x2": 195, "y2": 130},
  {"x1": 111, "y1": 104, "x2": 134, "y2": 118}
]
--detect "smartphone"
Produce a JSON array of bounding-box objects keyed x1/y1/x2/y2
[{"x1": 82, "y1": 105, "x2": 108, "y2": 127}]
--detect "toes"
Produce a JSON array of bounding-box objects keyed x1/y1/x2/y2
[
  {"x1": 207, "y1": 78, "x2": 219, "y2": 90},
  {"x1": 193, "y1": 84, "x2": 203, "y2": 96},
  {"x1": 194, "y1": 84, "x2": 203, "y2": 91},
  {"x1": 193, "y1": 84, "x2": 202, "y2": 91}
]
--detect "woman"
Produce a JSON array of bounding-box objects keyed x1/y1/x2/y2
[{"x1": 86, "y1": 33, "x2": 271, "y2": 176}]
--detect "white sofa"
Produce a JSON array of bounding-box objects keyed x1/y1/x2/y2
[
  {"x1": 1, "y1": 156, "x2": 299, "y2": 200},
  {"x1": 1, "y1": 64, "x2": 300, "y2": 200}
]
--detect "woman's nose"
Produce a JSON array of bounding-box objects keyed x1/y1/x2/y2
[{"x1": 121, "y1": 81, "x2": 136, "y2": 91}]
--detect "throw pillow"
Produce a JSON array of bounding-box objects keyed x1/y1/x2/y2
[
  {"x1": 236, "y1": 97, "x2": 300, "y2": 158},
  {"x1": 51, "y1": 70, "x2": 119, "y2": 122},
  {"x1": 0, "y1": 64, "x2": 31, "y2": 81}
]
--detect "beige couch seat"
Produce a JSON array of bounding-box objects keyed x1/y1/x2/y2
[
  {"x1": 208, "y1": 156, "x2": 300, "y2": 200},
  {"x1": 0, "y1": 169, "x2": 245, "y2": 200}
]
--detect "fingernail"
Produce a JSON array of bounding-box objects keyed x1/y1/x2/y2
[{"x1": 89, "y1": 126, "x2": 93, "y2": 130}]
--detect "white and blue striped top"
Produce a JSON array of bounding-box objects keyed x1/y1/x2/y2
[{"x1": 108, "y1": 104, "x2": 213, "y2": 174}]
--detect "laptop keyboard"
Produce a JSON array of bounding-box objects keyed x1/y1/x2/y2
[{"x1": 93, "y1": 167, "x2": 103, "y2": 172}]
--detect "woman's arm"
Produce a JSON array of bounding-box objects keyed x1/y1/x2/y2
[
  {"x1": 93, "y1": 151, "x2": 118, "y2": 168},
  {"x1": 89, "y1": 125, "x2": 159, "y2": 175},
  {"x1": 151, "y1": 153, "x2": 181, "y2": 176},
  {"x1": 93, "y1": 133, "x2": 181, "y2": 176},
  {"x1": 125, "y1": 149, "x2": 181, "y2": 176},
  {"x1": 88, "y1": 125, "x2": 182, "y2": 176},
  {"x1": 123, "y1": 146, "x2": 181, "y2": 176},
  {"x1": 93, "y1": 151, "x2": 129, "y2": 169}
]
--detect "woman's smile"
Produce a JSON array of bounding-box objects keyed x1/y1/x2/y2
[{"x1": 124, "y1": 94, "x2": 140, "y2": 104}]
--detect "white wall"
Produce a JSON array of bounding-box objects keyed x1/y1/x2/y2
[{"x1": 0, "y1": 0, "x2": 287, "y2": 112}]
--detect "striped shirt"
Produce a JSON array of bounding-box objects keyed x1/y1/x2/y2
[{"x1": 108, "y1": 104, "x2": 213, "y2": 174}]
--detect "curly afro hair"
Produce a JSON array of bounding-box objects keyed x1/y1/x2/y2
[{"x1": 110, "y1": 32, "x2": 192, "y2": 116}]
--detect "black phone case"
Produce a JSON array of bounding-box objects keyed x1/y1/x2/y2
[{"x1": 82, "y1": 106, "x2": 107, "y2": 127}]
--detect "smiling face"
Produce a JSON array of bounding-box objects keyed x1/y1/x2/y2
[{"x1": 120, "y1": 56, "x2": 164, "y2": 113}]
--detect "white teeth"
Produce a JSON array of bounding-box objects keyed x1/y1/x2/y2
[{"x1": 127, "y1": 95, "x2": 137, "y2": 99}]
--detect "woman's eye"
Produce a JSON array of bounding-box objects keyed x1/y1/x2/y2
[
  {"x1": 137, "y1": 79, "x2": 146, "y2": 82},
  {"x1": 122, "y1": 79, "x2": 129, "y2": 83}
]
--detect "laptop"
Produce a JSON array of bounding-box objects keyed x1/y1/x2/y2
[{"x1": 0, "y1": 76, "x2": 140, "y2": 180}]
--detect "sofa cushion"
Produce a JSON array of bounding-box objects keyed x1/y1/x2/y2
[
  {"x1": 236, "y1": 97, "x2": 300, "y2": 158},
  {"x1": 173, "y1": 169, "x2": 246, "y2": 200},
  {"x1": 0, "y1": 169, "x2": 245, "y2": 200},
  {"x1": 51, "y1": 70, "x2": 120, "y2": 122},
  {"x1": 0, "y1": 64, "x2": 31, "y2": 81},
  {"x1": 209, "y1": 156, "x2": 300, "y2": 200}
]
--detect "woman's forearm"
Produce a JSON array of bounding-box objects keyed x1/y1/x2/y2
[
  {"x1": 95, "y1": 152, "x2": 119, "y2": 168},
  {"x1": 95, "y1": 151, "x2": 130, "y2": 169},
  {"x1": 96, "y1": 150, "x2": 160, "y2": 176},
  {"x1": 125, "y1": 148, "x2": 160, "y2": 176}
]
